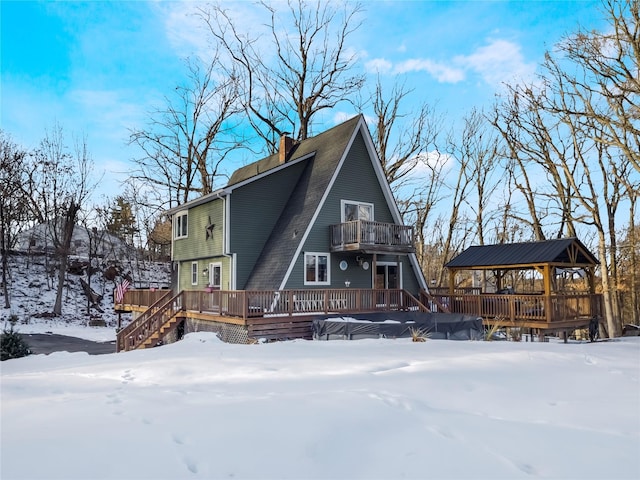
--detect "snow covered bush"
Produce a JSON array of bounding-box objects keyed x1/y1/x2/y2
[{"x1": 1, "y1": 325, "x2": 31, "y2": 361}]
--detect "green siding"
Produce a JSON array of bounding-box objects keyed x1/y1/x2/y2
[
  {"x1": 285, "y1": 131, "x2": 421, "y2": 294},
  {"x1": 178, "y1": 256, "x2": 231, "y2": 291},
  {"x1": 172, "y1": 199, "x2": 224, "y2": 262},
  {"x1": 229, "y1": 160, "x2": 308, "y2": 289}
]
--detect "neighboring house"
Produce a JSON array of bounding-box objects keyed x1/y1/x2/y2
[
  {"x1": 167, "y1": 114, "x2": 427, "y2": 295},
  {"x1": 15, "y1": 222, "x2": 132, "y2": 261}
]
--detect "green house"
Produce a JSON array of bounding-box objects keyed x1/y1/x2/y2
[
  {"x1": 166, "y1": 114, "x2": 427, "y2": 295},
  {"x1": 115, "y1": 115, "x2": 431, "y2": 350}
]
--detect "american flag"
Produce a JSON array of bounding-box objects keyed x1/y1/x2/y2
[{"x1": 115, "y1": 279, "x2": 130, "y2": 303}]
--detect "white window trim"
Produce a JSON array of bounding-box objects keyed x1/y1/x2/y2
[
  {"x1": 304, "y1": 252, "x2": 331, "y2": 286},
  {"x1": 191, "y1": 261, "x2": 198, "y2": 286},
  {"x1": 209, "y1": 262, "x2": 222, "y2": 289},
  {"x1": 340, "y1": 199, "x2": 374, "y2": 223},
  {"x1": 174, "y1": 211, "x2": 188, "y2": 239}
]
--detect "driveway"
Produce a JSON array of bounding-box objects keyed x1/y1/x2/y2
[{"x1": 24, "y1": 334, "x2": 116, "y2": 355}]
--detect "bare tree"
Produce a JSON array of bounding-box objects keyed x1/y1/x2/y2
[
  {"x1": 129, "y1": 54, "x2": 241, "y2": 210},
  {"x1": 201, "y1": 0, "x2": 365, "y2": 152},
  {"x1": 460, "y1": 108, "x2": 501, "y2": 247},
  {"x1": 369, "y1": 78, "x2": 443, "y2": 192},
  {"x1": 24, "y1": 125, "x2": 94, "y2": 316},
  {"x1": 490, "y1": 87, "x2": 580, "y2": 241},
  {"x1": 488, "y1": 0, "x2": 640, "y2": 337},
  {"x1": 556, "y1": 0, "x2": 640, "y2": 174},
  {"x1": 0, "y1": 131, "x2": 28, "y2": 308}
]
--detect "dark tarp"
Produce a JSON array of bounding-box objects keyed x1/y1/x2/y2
[{"x1": 312, "y1": 312, "x2": 484, "y2": 341}]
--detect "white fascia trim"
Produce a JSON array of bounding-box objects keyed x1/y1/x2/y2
[
  {"x1": 165, "y1": 189, "x2": 229, "y2": 216},
  {"x1": 279, "y1": 125, "x2": 361, "y2": 290},
  {"x1": 409, "y1": 253, "x2": 428, "y2": 290}
]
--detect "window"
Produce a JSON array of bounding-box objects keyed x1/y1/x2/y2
[
  {"x1": 341, "y1": 200, "x2": 373, "y2": 222},
  {"x1": 174, "y1": 211, "x2": 188, "y2": 239},
  {"x1": 304, "y1": 252, "x2": 330, "y2": 285},
  {"x1": 191, "y1": 262, "x2": 198, "y2": 286},
  {"x1": 209, "y1": 262, "x2": 222, "y2": 289}
]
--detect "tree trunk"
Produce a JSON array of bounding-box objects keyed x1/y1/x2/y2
[
  {"x1": 53, "y1": 202, "x2": 79, "y2": 316},
  {"x1": 597, "y1": 234, "x2": 619, "y2": 338}
]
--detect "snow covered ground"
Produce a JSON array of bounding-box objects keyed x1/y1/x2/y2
[
  {"x1": 1, "y1": 252, "x2": 170, "y2": 335},
  {"x1": 2, "y1": 333, "x2": 639, "y2": 479}
]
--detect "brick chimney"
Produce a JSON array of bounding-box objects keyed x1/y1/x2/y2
[{"x1": 279, "y1": 134, "x2": 294, "y2": 164}]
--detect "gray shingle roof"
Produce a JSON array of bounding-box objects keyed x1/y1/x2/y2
[
  {"x1": 240, "y1": 115, "x2": 362, "y2": 290},
  {"x1": 445, "y1": 237, "x2": 599, "y2": 269}
]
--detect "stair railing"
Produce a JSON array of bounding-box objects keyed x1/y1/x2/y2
[{"x1": 117, "y1": 291, "x2": 183, "y2": 352}]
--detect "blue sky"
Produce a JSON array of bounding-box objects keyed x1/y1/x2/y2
[{"x1": 1, "y1": 1, "x2": 606, "y2": 204}]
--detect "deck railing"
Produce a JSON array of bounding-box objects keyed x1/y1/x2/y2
[
  {"x1": 117, "y1": 288, "x2": 170, "y2": 309},
  {"x1": 119, "y1": 288, "x2": 429, "y2": 321},
  {"x1": 330, "y1": 220, "x2": 414, "y2": 252},
  {"x1": 116, "y1": 289, "x2": 175, "y2": 352},
  {"x1": 426, "y1": 292, "x2": 603, "y2": 323}
]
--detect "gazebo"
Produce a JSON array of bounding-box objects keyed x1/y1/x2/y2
[{"x1": 429, "y1": 238, "x2": 603, "y2": 340}]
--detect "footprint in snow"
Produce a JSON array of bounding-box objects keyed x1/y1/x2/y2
[
  {"x1": 105, "y1": 393, "x2": 122, "y2": 405},
  {"x1": 183, "y1": 456, "x2": 198, "y2": 474},
  {"x1": 368, "y1": 392, "x2": 413, "y2": 411},
  {"x1": 121, "y1": 369, "x2": 135, "y2": 383},
  {"x1": 515, "y1": 461, "x2": 538, "y2": 476}
]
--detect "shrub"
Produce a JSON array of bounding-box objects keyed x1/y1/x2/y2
[
  {"x1": 484, "y1": 316, "x2": 506, "y2": 341},
  {"x1": 1, "y1": 325, "x2": 31, "y2": 361},
  {"x1": 409, "y1": 327, "x2": 430, "y2": 342}
]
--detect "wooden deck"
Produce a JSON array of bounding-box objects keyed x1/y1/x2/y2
[
  {"x1": 425, "y1": 290, "x2": 603, "y2": 331},
  {"x1": 115, "y1": 287, "x2": 603, "y2": 351},
  {"x1": 115, "y1": 288, "x2": 429, "y2": 351}
]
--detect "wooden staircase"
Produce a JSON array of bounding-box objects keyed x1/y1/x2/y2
[{"x1": 116, "y1": 291, "x2": 185, "y2": 352}]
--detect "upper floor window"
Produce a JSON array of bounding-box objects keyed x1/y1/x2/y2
[
  {"x1": 174, "y1": 211, "x2": 188, "y2": 239},
  {"x1": 304, "y1": 252, "x2": 330, "y2": 285},
  {"x1": 341, "y1": 200, "x2": 373, "y2": 222}
]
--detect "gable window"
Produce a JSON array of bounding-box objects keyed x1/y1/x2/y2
[
  {"x1": 174, "y1": 211, "x2": 188, "y2": 239},
  {"x1": 341, "y1": 200, "x2": 373, "y2": 222},
  {"x1": 304, "y1": 252, "x2": 330, "y2": 285},
  {"x1": 191, "y1": 262, "x2": 198, "y2": 286}
]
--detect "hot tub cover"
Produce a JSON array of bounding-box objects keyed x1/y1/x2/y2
[{"x1": 312, "y1": 312, "x2": 484, "y2": 341}]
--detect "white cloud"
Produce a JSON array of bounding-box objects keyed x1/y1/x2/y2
[
  {"x1": 455, "y1": 39, "x2": 536, "y2": 87},
  {"x1": 366, "y1": 38, "x2": 535, "y2": 88},
  {"x1": 365, "y1": 58, "x2": 393, "y2": 73},
  {"x1": 157, "y1": 2, "x2": 211, "y2": 59},
  {"x1": 395, "y1": 58, "x2": 466, "y2": 83}
]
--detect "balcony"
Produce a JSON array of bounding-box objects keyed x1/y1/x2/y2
[{"x1": 330, "y1": 220, "x2": 415, "y2": 254}]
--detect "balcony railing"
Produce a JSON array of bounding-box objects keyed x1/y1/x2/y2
[{"x1": 330, "y1": 220, "x2": 414, "y2": 253}]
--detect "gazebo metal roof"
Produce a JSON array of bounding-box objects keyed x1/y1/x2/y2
[{"x1": 445, "y1": 237, "x2": 598, "y2": 270}]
